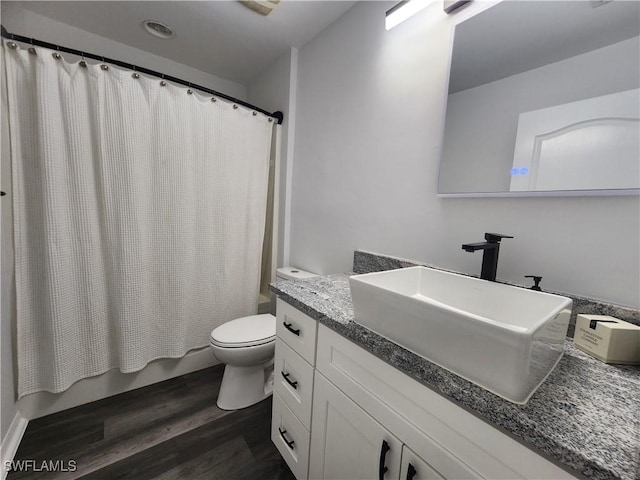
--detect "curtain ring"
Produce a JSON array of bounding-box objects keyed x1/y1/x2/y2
[
  {"x1": 211, "y1": 97, "x2": 216, "y2": 103},
  {"x1": 52, "y1": 52, "x2": 62, "y2": 60},
  {"x1": 160, "y1": 74, "x2": 166, "y2": 87},
  {"x1": 132, "y1": 65, "x2": 139, "y2": 79},
  {"x1": 7, "y1": 34, "x2": 17, "y2": 51},
  {"x1": 233, "y1": 104, "x2": 238, "y2": 110},
  {"x1": 252, "y1": 111, "x2": 257, "y2": 116},
  {"x1": 187, "y1": 83, "x2": 193, "y2": 95},
  {"x1": 28, "y1": 37, "x2": 36, "y2": 55},
  {"x1": 99, "y1": 55, "x2": 108, "y2": 70},
  {"x1": 79, "y1": 52, "x2": 87, "y2": 68},
  {"x1": 268, "y1": 118, "x2": 273, "y2": 123}
]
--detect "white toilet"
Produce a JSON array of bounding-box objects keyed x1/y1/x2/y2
[{"x1": 209, "y1": 267, "x2": 317, "y2": 410}]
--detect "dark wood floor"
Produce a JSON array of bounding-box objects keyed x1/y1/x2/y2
[{"x1": 9, "y1": 365, "x2": 295, "y2": 480}]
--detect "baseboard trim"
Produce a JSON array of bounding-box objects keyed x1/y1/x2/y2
[{"x1": 1, "y1": 411, "x2": 28, "y2": 480}]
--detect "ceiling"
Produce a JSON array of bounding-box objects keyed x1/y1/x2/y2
[
  {"x1": 4, "y1": 1, "x2": 357, "y2": 85},
  {"x1": 450, "y1": 0, "x2": 640, "y2": 93}
]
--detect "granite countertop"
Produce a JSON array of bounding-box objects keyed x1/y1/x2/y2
[{"x1": 270, "y1": 273, "x2": 640, "y2": 480}]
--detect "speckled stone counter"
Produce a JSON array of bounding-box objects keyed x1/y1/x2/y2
[{"x1": 270, "y1": 274, "x2": 640, "y2": 480}]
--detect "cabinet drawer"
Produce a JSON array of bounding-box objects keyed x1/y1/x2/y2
[
  {"x1": 276, "y1": 299, "x2": 318, "y2": 365},
  {"x1": 274, "y1": 338, "x2": 315, "y2": 428},
  {"x1": 272, "y1": 392, "x2": 310, "y2": 480}
]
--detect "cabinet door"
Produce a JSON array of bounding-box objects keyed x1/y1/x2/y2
[
  {"x1": 309, "y1": 373, "x2": 402, "y2": 480},
  {"x1": 400, "y1": 446, "x2": 444, "y2": 480}
]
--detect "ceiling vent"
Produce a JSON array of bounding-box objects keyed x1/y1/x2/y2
[
  {"x1": 142, "y1": 20, "x2": 175, "y2": 39},
  {"x1": 238, "y1": 1, "x2": 281, "y2": 16}
]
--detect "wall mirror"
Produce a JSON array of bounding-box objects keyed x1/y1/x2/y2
[{"x1": 438, "y1": 0, "x2": 640, "y2": 197}]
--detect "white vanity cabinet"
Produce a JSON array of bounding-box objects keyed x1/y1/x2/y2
[
  {"x1": 271, "y1": 300, "x2": 318, "y2": 479},
  {"x1": 272, "y1": 300, "x2": 579, "y2": 480},
  {"x1": 314, "y1": 324, "x2": 577, "y2": 480}
]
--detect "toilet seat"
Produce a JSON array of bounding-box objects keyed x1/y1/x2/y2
[{"x1": 210, "y1": 314, "x2": 276, "y2": 348}]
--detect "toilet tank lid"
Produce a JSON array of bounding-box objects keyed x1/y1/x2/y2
[
  {"x1": 276, "y1": 267, "x2": 318, "y2": 280},
  {"x1": 210, "y1": 314, "x2": 275, "y2": 345}
]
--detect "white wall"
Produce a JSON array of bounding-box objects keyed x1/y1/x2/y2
[
  {"x1": 289, "y1": 1, "x2": 640, "y2": 308},
  {"x1": 0, "y1": 4, "x2": 247, "y2": 100},
  {"x1": 440, "y1": 36, "x2": 640, "y2": 193},
  {"x1": 248, "y1": 48, "x2": 299, "y2": 269}
]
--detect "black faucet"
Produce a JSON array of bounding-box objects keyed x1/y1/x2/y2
[
  {"x1": 525, "y1": 275, "x2": 543, "y2": 291},
  {"x1": 462, "y1": 233, "x2": 513, "y2": 281}
]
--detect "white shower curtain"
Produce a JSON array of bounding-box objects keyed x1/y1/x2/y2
[{"x1": 4, "y1": 42, "x2": 274, "y2": 397}]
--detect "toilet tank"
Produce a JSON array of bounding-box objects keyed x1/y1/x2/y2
[{"x1": 275, "y1": 267, "x2": 318, "y2": 281}]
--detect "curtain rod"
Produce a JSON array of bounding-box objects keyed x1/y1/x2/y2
[{"x1": 1, "y1": 25, "x2": 284, "y2": 125}]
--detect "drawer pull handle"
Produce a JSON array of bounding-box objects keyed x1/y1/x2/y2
[
  {"x1": 379, "y1": 440, "x2": 390, "y2": 479},
  {"x1": 283, "y1": 321, "x2": 301, "y2": 336},
  {"x1": 281, "y1": 371, "x2": 298, "y2": 389},
  {"x1": 406, "y1": 463, "x2": 417, "y2": 480},
  {"x1": 278, "y1": 427, "x2": 295, "y2": 450}
]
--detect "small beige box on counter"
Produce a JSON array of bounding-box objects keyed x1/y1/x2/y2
[{"x1": 573, "y1": 314, "x2": 640, "y2": 365}]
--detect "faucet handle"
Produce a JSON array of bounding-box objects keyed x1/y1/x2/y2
[
  {"x1": 485, "y1": 233, "x2": 514, "y2": 243},
  {"x1": 525, "y1": 275, "x2": 542, "y2": 291}
]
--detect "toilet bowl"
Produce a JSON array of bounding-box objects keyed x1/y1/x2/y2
[
  {"x1": 209, "y1": 267, "x2": 317, "y2": 410},
  {"x1": 210, "y1": 314, "x2": 276, "y2": 410}
]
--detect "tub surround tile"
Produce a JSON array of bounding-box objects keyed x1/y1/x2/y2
[
  {"x1": 270, "y1": 273, "x2": 640, "y2": 480},
  {"x1": 353, "y1": 250, "x2": 640, "y2": 336}
]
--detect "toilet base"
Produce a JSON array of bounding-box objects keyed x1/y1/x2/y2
[{"x1": 216, "y1": 362, "x2": 274, "y2": 410}]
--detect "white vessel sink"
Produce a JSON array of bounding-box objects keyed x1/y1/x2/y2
[{"x1": 349, "y1": 267, "x2": 572, "y2": 403}]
